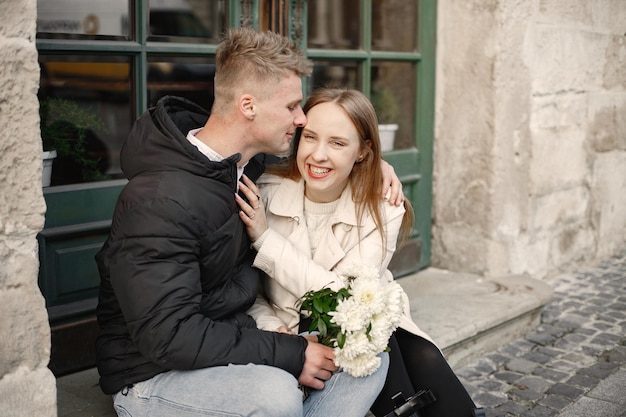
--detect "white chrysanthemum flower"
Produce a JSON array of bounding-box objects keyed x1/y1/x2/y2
[
  {"x1": 336, "y1": 351, "x2": 382, "y2": 378},
  {"x1": 383, "y1": 281, "x2": 405, "y2": 323},
  {"x1": 369, "y1": 312, "x2": 396, "y2": 351},
  {"x1": 341, "y1": 264, "x2": 379, "y2": 284},
  {"x1": 348, "y1": 276, "x2": 386, "y2": 316},
  {"x1": 330, "y1": 297, "x2": 370, "y2": 333},
  {"x1": 334, "y1": 331, "x2": 376, "y2": 360}
]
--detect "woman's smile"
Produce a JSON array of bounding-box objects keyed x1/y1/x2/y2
[{"x1": 308, "y1": 164, "x2": 332, "y2": 178}]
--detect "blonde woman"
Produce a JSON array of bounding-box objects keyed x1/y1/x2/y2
[{"x1": 237, "y1": 88, "x2": 482, "y2": 417}]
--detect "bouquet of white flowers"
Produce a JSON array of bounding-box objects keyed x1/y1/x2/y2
[{"x1": 299, "y1": 264, "x2": 405, "y2": 377}]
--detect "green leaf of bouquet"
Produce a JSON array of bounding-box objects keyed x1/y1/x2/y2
[
  {"x1": 336, "y1": 332, "x2": 346, "y2": 349},
  {"x1": 317, "y1": 318, "x2": 327, "y2": 336},
  {"x1": 313, "y1": 297, "x2": 326, "y2": 313}
]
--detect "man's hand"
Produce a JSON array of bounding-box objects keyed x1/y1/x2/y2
[
  {"x1": 298, "y1": 339, "x2": 339, "y2": 390},
  {"x1": 380, "y1": 159, "x2": 404, "y2": 206}
]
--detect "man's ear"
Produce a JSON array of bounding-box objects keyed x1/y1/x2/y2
[{"x1": 239, "y1": 94, "x2": 256, "y2": 120}]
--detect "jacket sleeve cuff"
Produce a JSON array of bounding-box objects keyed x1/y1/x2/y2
[
  {"x1": 252, "y1": 228, "x2": 282, "y2": 273},
  {"x1": 251, "y1": 229, "x2": 270, "y2": 251},
  {"x1": 273, "y1": 333, "x2": 308, "y2": 378}
]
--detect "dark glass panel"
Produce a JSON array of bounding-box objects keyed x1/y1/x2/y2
[
  {"x1": 147, "y1": 0, "x2": 227, "y2": 43},
  {"x1": 372, "y1": 0, "x2": 418, "y2": 52},
  {"x1": 307, "y1": 0, "x2": 360, "y2": 49},
  {"x1": 37, "y1": 0, "x2": 131, "y2": 40},
  {"x1": 371, "y1": 61, "x2": 416, "y2": 150},
  {"x1": 39, "y1": 55, "x2": 133, "y2": 185},
  {"x1": 147, "y1": 56, "x2": 215, "y2": 112},
  {"x1": 309, "y1": 60, "x2": 361, "y2": 94}
]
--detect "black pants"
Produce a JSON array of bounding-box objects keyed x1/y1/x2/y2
[{"x1": 370, "y1": 329, "x2": 478, "y2": 417}]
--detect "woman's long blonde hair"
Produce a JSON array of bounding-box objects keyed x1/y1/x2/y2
[{"x1": 267, "y1": 88, "x2": 414, "y2": 246}]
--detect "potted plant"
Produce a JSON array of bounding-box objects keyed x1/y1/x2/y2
[
  {"x1": 40, "y1": 98, "x2": 110, "y2": 186},
  {"x1": 41, "y1": 150, "x2": 57, "y2": 187},
  {"x1": 371, "y1": 86, "x2": 399, "y2": 151}
]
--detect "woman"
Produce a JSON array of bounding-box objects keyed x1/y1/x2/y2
[{"x1": 236, "y1": 88, "x2": 481, "y2": 417}]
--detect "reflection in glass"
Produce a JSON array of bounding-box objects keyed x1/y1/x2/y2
[
  {"x1": 148, "y1": 0, "x2": 227, "y2": 43},
  {"x1": 372, "y1": 0, "x2": 418, "y2": 52},
  {"x1": 371, "y1": 62, "x2": 416, "y2": 150},
  {"x1": 307, "y1": 0, "x2": 360, "y2": 49},
  {"x1": 37, "y1": 0, "x2": 130, "y2": 39},
  {"x1": 39, "y1": 55, "x2": 132, "y2": 185},
  {"x1": 147, "y1": 56, "x2": 216, "y2": 112},
  {"x1": 309, "y1": 61, "x2": 360, "y2": 94}
]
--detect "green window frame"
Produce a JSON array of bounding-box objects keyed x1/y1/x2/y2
[
  {"x1": 36, "y1": 0, "x2": 435, "y2": 375},
  {"x1": 298, "y1": 0, "x2": 436, "y2": 272},
  {"x1": 36, "y1": 0, "x2": 435, "y2": 324}
]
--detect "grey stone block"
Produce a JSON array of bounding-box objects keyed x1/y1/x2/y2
[
  {"x1": 532, "y1": 367, "x2": 569, "y2": 382},
  {"x1": 506, "y1": 357, "x2": 539, "y2": 374},
  {"x1": 547, "y1": 383, "x2": 584, "y2": 400},
  {"x1": 567, "y1": 373, "x2": 600, "y2": 389},
  {"x1": 539, "y1": 394, "x2": 572, "y2": 410},
  {"x1": 494, "y1": 370, "x2": 524, "y2": 384},
  {"x1": 522, "y1": 351, "x2": 553, "y2": 365},
  {"x1": 473, "y1": 391, "x2": 508, "y2": 408},
  {"x1": 510, "y1": 387, "x2": 543, "y2": 401},
  {"x1": 516, "y1": 375, "x2": 551, "y2": 393}
]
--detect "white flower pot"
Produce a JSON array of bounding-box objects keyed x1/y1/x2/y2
[
  {"x1": 42, "y1": 150, "x2": 57, "y2": 187},
  {"x1": 378, "y1": 124, "x2": 398, "y2": 152}
]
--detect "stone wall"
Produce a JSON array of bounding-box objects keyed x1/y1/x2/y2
[
  {"x1": 0, "y1": 0, "x2": 57, "y2": 415},
  {"x1": 433, "y1": 0, "x2": 626, "y2": 279}
]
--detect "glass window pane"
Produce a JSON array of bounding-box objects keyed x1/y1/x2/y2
[
  {"x1": 147, "y1": 56, "x2": 216, "y2": 111},
  {"x1": 37, "y1": 0, "x2": 130, "y2": 40},
  {"x1": 39, "y1": 55, "x2": 132, "y2": 186},
  {"x1": 372, "y1": 0, "x2": 417, "y2": 52},
  {"x1": 307, "y1": 0, "x2": 360, "y2": 49},
  {"x1": 371, "y1": 61, "x2": 416, "y2": 150},
  {"x1": 309, "y1": 61, "x2": 361, "y2": 94},
  {"x1": 148, "y1": 0, "x2": 227, "y2": 43}
]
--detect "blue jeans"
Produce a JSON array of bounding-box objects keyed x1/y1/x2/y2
[{"x1": 113, "y1": 353, "x2": 389, "y2": 417}]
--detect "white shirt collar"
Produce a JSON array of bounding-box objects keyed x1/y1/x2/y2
[{"x1": 186, "y1": 127, "x2": 246, "y2": 183}]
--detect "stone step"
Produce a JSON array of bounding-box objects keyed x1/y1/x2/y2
[
  {"x1": 56, "y1": 268, "x2": 554, "y2": 416},
  {"x1": 397, "y1": 267, "x2": 554, "y2": 369}
]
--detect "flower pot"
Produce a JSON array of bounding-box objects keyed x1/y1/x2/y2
[
  {"x1": 378, "y1": 124, "x2": 398, "y2": 152},
  {"x1": 42, "y1": 150, "x2": 57, "y2": 187}
]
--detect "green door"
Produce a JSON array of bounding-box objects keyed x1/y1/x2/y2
[{"x1": 36, "y1": 0, "x2": 435, "y2": 375}]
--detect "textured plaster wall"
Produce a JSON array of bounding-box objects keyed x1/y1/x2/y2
[
  {"x1": 0, "y1": 0, "x2": 57, "y2": 415},
  {"x1": 433, "y1": 0, "x2": 626, "y2": 278}
]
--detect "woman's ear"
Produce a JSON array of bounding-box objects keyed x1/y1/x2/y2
[{"x1": 357, "y1": 140, "x2": 373, "y2": 162}]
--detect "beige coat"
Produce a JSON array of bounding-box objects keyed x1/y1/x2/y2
[{"x1": 247, "y1": 174, "x2": 432, "y2": 342}]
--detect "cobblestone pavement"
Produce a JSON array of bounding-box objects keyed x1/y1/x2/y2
[{"x1": 457, "y1": 246, "x2": 626, "y2": 417}]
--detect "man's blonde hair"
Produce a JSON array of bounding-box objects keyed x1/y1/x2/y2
[{"x1": 212, "y1": 27, "x2": 312, "y2": 113}]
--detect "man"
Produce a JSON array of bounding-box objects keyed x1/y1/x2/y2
[{"x1": 95, "y1": 27, "x2": 395, "y2": 416}]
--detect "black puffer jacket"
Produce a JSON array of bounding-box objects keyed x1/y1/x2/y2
[{"x1": 95, "y1": 96, "x2": 307, "y2": 395}]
